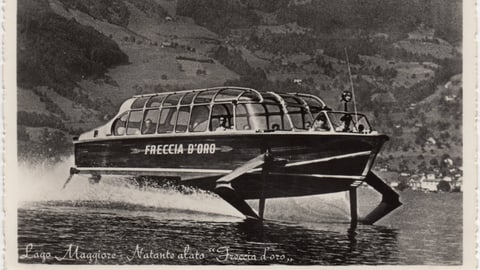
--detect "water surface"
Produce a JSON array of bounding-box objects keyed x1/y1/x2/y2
[{"x1": 17, "y1": 162, "x2": 462, "y2": 265}]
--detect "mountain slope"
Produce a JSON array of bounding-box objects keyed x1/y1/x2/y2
[{"x1": 17, "y1": 0, "x2": 462, "y2": 177}]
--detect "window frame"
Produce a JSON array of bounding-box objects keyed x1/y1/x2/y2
[
  {"x1": 111, "y1": 112, "x2": 129, "y2": 136},
  {"x1": 110, "y1": 89, "x2": 339, "y2": 136},
  {"x1": 156, "y1": 106, "x2": 178, "y2": 134},
  {"x1": 175, "y1": 106, "x2": 191, "y2": 133},
  {"x1": 210, "y1": 103, "x2": 234, "y2": 131},
  {"x1": 142, "y1": 108, "x2": 160, "y2": 134},
  {"x1": 125, "y1": 109, "x2": 144, "y2": 135},
  {"x1": 189, "y1": 105, "x2": 211, "y2": 132}
]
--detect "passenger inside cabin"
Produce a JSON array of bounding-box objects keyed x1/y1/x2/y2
[
  {"x1": 272, "y1": 124, "x2": 280, "y2": 131},
  {"x1": 305, "y1": 122, "x2": 311, "y2": 130},
  {"x1": 112, "y1": 113, "x2": 128, "y2": 135},
  {"x1": 243, "y1": 124, "x2": 251, "y2": 130},
  {"x1": 336, "y1": 114, "x2": 352, "y2": 132},
  {"x1": 311, "y1": 115, "x2": 330, "y2": 131},
  {"x1": 215, "y1": 116, "x2": 232, "y2": 131},
  {"x1": 142, "y1": 119, "x2": 155, "y2": 134},
  {"x1": 358, "y1": 124, "x2": 365, "y2": 133},
  {"x1": 116, "y1": 126, "x2": 125, "y2": 135},
  {"x1": 358, "y1": 124, "x2": 370, "y2": 134}
]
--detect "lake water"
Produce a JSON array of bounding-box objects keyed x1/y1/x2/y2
[{"x1": 17, "y1": 161, "x2": 462, "y2": 265}]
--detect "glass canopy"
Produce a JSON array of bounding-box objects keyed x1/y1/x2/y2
[{"x1": 109, "y1": 87, "x2": 370, "y2": 136}]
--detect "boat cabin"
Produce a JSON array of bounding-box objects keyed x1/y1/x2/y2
[{"x1": 79, "y1": 87, "x2": 374, "y2": 140}]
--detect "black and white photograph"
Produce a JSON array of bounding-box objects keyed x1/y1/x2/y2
[{"x1": 5, "y1": 0, "x2": 476, "y2": 267}]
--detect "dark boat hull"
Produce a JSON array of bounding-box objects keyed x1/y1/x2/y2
[{"x1": 74, "y1": 132, "x2": 388, "y2": 199}]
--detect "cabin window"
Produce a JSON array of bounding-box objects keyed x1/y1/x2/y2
[
  {"x1": 189, "y1": 105, "x2": 210, "y2": 132},
  {"x1": 327, "y1": 112, "x2": 371, "y2": 132},
  {"x1": 282, "y1": 116, "x2": 292, "y2": 130},
  {"x1": 262, "y1": 93, "x2": 279, "y2": 103},
  {"x1": 164, "y1": 94, "x2": 182, "y2": 106},
  {"x1": 131, "y1": 97, "x2": 149, "y2": 109},
  {"x1": 239, "y1": 91, "x2": 261, "y2": 102},
  {"x1": 309, "y1": 107, "x2": 323, "y2": 120},
  {"x1": 327, "y1": 112, "x2": 346, "y2": 131},
  {"x1": 180, "y1": 92, "x2": 196, "y2": 105},
  {"x1": 235, "y1": 102, "x2": 291, "y2": 131},
  {"x1": 327, "y1": 113, "x2": 371, "y2": 133},
  {"x1": 211, "y1": 104, "x2": 233, "y2": 131},
  {"x1": 112, "y1": 112, "x2": 128, "y2": 135},
  {"x1": 142, "y1": 109, "x2": 159, "y2": 134},
  {"x1": 146, "y1": 95, "x2": 165, "y2": 108},
  {"x1": 288, "y1": 107, "x2": 303, "y2": 129},
  {"x1": 287, "y1": 106, "x2": 313, "y2": 130},
  {"x1": 215, "y1": 89, "x2": 243, "y2": 102},
  {"x1": 126, "y1": 110, "x2": 143, "y2": 135},
  {"x1": 265, "y1": 104, "x2": 290, "y2": 130},
  {"x1": 355, "y1": 115, "x2": 371, "y2": 133},
  {"x1": 194, "y1": 90, "x2": 216, "y2": 104},
  {"x1": 305, "y1": 110, "x2": 314, "y2": 127},
  {"x1": 235, "y1": 104, "x2": 251, "y2": 130},
  {"x1": 246, "y1": 104, "x2": 268, "y2": 131},
  {"x1": 311, "y1": 111, "x2": 331, "y2": 131},
  {"x1": 299, "y1": 96, "x2": 324, "y2": 119},
  {"x1": 175, "y1": 106, "x2": 190, "y2": 133},
  {"x1": 282, "y1": 95, "x2": 303, "y2": 105},
  {"x1": 158, "y1": 107, "x2": 177, "y2": 133}
]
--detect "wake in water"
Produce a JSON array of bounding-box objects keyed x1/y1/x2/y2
[
  {"x1": 18, "y1": 157, "x2": 243, "y2": 219},
  {"x1": 18, "y1": 156, "x2": 353, "y2": 223}
]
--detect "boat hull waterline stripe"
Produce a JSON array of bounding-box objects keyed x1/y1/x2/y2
[
  {"x1": 73, "y1": 150, "x2": 371, "y2": 178},
  {"x1": 74, "y1": 167, "x2": 365, "y2": 180}
]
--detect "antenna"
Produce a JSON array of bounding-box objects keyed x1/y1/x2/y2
[{"x1": 344, "y1": 48, "x2": 359, "y2": 124}]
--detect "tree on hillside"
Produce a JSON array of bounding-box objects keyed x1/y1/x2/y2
[
  {"x1": 177, "y1": 0, "x2": 260, "y2": 35},
  {"x1": 18, "y1": 10, "x2": 129, "y2": 117}
]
